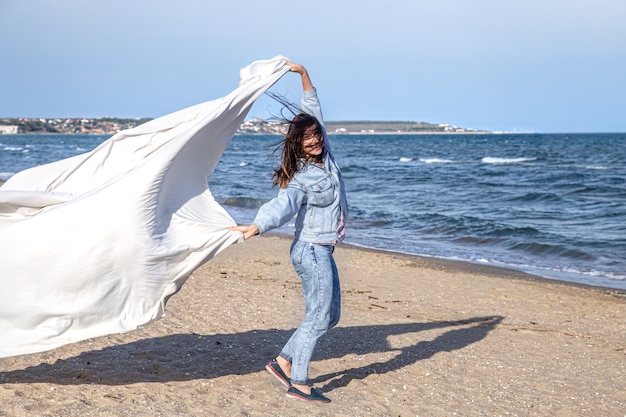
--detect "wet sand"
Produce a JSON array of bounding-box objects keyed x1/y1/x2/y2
[{"x1": 1, "y1": 235, "x2": 624, "y2": 416}]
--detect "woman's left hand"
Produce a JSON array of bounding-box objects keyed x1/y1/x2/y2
[{"x1": 230, "y1": 224, "x2": 259, "y2": 240}]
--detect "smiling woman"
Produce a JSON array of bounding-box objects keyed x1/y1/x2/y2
[
  {"x1": 230, "y1": 62, "x2": 348, "y2": 403},
  {"x1": 301, "y1": 125, "x2": 325, "y2": 161}
]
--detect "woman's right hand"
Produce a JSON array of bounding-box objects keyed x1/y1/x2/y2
[
  {"x1": 286, "y1": 61, "x2": 305, "y2": 74},
  {"x1": 286, "y1": 61, "x2": 313, "y2": 91}
]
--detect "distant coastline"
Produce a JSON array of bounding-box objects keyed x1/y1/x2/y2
[
  {"x1": 0, "y1": 117, "x2": 489, "y2": 135},
  {"x1": 324, "y1": 120, "x2": 488, "y2": 134},
  {"x1": 0, "y1": 117, "x2": 152, "y2": 135}
]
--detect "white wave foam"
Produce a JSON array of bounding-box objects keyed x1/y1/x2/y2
[
  {"x1": 419, "y1": 158, "x2": 454, "y2": 164},
  {"x1": 586, "y1": 165, "x2": 608, "y2": 170},
  {"x1": 398, "y1": 157, "x2": 413, "y2": 162},
  {"x1": 0, "y1": 172, "x2": 15, "y2": 181},
  {"x1": 481, "y1": 157, "x2": 536, "y2": 165}
]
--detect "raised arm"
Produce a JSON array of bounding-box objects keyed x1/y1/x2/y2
[{"x1": 286, "y1": 62, "x2": 325, "y2": 134}]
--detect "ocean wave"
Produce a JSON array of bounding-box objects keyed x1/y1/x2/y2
[
  {"x1": 221, "y1": 196, "x2": 265, "y2": 208},
  {"x1": 567, "y1": 184, "x2": 626, "y2": 196},
  {"x1": 506, "y1": 241, "x2": 596, "y2": 261},
  {"x1": 451, "y1": 236, "x2": 505, "y2": 246},
  {"x1": 470, "y1": 257, "x2": 626, "y2": 287},
  {"x1": 398, "y1": 157, "x2": 413, "y2": 162},
  {"x1": 508, "y1": 192, "x2": 563, "y2": 203},
  {"x1": 481, "y1": 157, "x2": 536, "y2": 164},
  {"x1": 338, "y1": 164, "x2": 369, "y2": 173},
  {"x1": 422, "y1": 213, "x2": 542, "y2": 239}
]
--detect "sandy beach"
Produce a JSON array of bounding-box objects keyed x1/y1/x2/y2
[{"x1": 0, "y1": 235, "x2": 624, "y2": 416}]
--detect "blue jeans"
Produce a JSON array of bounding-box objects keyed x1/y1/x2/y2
[{"x1": 279, "y1": 239, "x2": 341, "y2": 385}]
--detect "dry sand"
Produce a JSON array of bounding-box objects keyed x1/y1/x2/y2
[{"x1": 0, "y1": 235, "x2": 624, "y2": 416}]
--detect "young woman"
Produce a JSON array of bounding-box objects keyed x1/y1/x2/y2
[{"x1": 231, "y1": 62, "x2": 347, "y2": 404}]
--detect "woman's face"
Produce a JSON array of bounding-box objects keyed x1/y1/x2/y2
[{"x1": 302, "y1": 126, "x2": 324, "y2": 159}]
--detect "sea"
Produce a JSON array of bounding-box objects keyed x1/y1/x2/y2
[{"x1": 1, "y1": 132, "x2": 625, "y2": 291}]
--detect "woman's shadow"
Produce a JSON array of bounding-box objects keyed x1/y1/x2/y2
[
  {"x1": 0, "y1": 315, "x2": 502, "y2": 392},
  {"x1": 313, "y1": 315, "x2": 503, "y2": 391}
]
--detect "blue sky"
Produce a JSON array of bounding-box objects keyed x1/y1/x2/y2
[{"x1": 1, "y1": 0, "x2": 625, "y2": 133}]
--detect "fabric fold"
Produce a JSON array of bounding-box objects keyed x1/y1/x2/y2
[{"x1": 0, "y1": 55, "x2": 290, "y2": 358}]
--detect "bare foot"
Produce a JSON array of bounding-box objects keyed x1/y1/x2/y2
[{"x1": 276, "y1": 356, "x2": 292, "y2": 378}]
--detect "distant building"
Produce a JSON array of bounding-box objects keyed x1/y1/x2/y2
[{"x1": 0, "y1": 125, "x2": 18, "y2": 134}]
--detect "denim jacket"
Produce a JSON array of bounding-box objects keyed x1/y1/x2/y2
[{"x1": 253, "y1": 89, "x2": 348, "y2": 244}]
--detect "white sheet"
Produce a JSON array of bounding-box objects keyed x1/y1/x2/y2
[{"x1": 0, "y1": 55, "x2": 290, "y2": 358}]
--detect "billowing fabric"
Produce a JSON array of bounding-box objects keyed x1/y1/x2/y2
[{"x1": 0, "y1": 55, "x2": 290, "y2": 358}]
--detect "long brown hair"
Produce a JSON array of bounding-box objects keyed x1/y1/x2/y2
[{"x1": 272, "y1": 113, "x2": 323, "y2": 188}]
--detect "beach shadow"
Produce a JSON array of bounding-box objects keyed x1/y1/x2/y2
[
  {"x1": 314, "y1": 315, "x2": 503, "y2": 392},
  {"x1": 0, "y1": 316, "x2": 502, "y2": 388}
]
